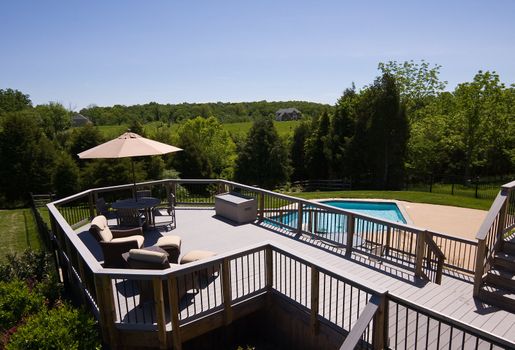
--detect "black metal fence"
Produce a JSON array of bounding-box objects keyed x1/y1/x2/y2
[{"x1": 405, "y1": 174, "x2": 513, "y2": 200}]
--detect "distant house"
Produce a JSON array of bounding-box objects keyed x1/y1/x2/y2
[
  {"x1": 71, "y1": 113, "x2": 92, "y2": 127},
  {"x1": 275, "y1": 108, "x2": 301, "y2": 121}
]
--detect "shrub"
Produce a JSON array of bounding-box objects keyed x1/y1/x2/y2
[
  {"x1": 6, "y1": 303, "x2": 100, "y2": 350},
  {"x1": 0, "y1": 250, "x2": 53, "y2": 283},
  {"x1": 0, "y1": 280, "x2": 44, "y2": 331}
]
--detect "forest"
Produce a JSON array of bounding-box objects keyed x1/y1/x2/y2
[{"x1": 0, "y1": 61, "x2": 513, "y2": 206}]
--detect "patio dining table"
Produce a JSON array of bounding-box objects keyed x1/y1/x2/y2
[{"x1": 111, "y1": 197, "x2": 161, "y2": 227}]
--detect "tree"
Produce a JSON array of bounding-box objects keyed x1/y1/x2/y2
[
  {"x1": 68, "y1": 124, "x2": 104, "y2": 162},
  {"x1": 0, "y1": 110, "x2": 56, "y2": 201},
  {"x1": 234, "y1": 118, "x2": 290, "y2": 189},
  {"x1": 290, "y1": 122, "x2": 311, "y2": 181},
  {"x1": 329, "y1": 87, "x2": 358, "y2": 178},
  {"x1": 305, "y1": 111, "x2": 331, "y2": 179},
  {"x1": 452, "y1": 71, "x2": 511, "y2": 178},
  {"x1": 52, "y1": 153, "x2": 80, "y2": 198},
  {"x1": 378, "y1": 60, "x2": 447, "y2": 120},
  {"x1": 349, "y1": 73, "x2": 409, "y2": 189},
  {"x1": 0, "y1": 88, "x2": 32, "y2": 114},
  {"x1": 35, "y1": 102, "x2": 71, "y2": 139},
  {"x1": 174, "y1": 116, "x2": 236, "y2": 179}
]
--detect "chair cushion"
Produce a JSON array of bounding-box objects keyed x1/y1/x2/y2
[
  {"x1": 112, "y1": 235, "x2": 144, "y2": 248},
  {"x1": 181, "y1": 250, "x2": 216, "y2": 264},
  {"x1": 91, "y1": 215, "x2": 113, "y2": 242},
  {"x1": 129, "y1": 249, "x2": 168, "y2": 264},
  {"x1": 156, "y1": 235, "x2": 181, "y2": 249}
]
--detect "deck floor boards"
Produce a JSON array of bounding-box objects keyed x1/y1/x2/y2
[{"x1": 77, "y1": 208, "x2": 515, "y2": 346}]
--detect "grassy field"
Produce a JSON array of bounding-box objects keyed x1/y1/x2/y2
[
  {"x1": 286, "y1": 190, "x2": 494, "y2": 211},
  {"x1": 223, "y1": 120, "x2": 301, "y2": 138},
  {"x1": 0, "y1": 209, "x2": 41, "y2": 260},
  {"x1": 95, "y1": 120, "x2": 302, "y2": 139}
]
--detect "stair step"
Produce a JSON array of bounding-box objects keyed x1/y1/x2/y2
[
  {"x1": 485, "y1": 268, "x2": 515, "y2": 293},
  {"x1": 503, "y1": 241, "x2": 515, "y2": 255},
  {"x1": 478, "y1": 284, "x2": 515, "y2": 313},
  {"x1": 493, "y1": 252, "x2": 515, "y2": 271}
]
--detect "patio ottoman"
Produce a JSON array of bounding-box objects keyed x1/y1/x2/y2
[
  {"x1": 155, "y1": 235, "x2": 182, "y2": 263},
  {"x1": 180, "y1": 250, "x2": 219, "y2": 278}
]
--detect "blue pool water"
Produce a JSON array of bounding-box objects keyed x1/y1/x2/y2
[
  {"x1": 272, "y1": 201, "x2": 406, "y2": 246},
  {"x1": 321, "y1": 200, "x2": 406, "y2": 224}
]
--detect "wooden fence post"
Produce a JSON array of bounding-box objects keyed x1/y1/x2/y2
[
  {"x1": 222, "y1": 258, "x2": 233, "y2": 325},
  {"x1": 310, "y1": 266, "x2": 320, "y2": 335},
  {"x1": 168, "y1": 276, "x2": 182, "y2": 350},
  {"x1": 372, "y1": 293, "x2": 388, "y2": 350},
  {"x1": 345, "y1": 215, "x2": 355, "y2": 257}
]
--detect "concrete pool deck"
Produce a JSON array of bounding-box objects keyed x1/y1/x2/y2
[
  {"x1": 313, "y1": 198, "x2": 488, "y2": 240},
  {"x1": 398, "y1": 201, "x2": 487, "y2": 240}
]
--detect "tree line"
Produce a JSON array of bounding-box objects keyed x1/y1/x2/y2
[
  {"x1": 80, "y1": 100, "x2": 331, "y2": 125},
  {"x1": 0, "y1": 61, "x2": 513, "y2": 206}
]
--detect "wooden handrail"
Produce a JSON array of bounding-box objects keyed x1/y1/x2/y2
[
  {"x1": 339, "y1": 294, "x2": 382, "y2": 350},
  {"x1": 425, "y1": 233, "x2": 446, "y2": 259}
]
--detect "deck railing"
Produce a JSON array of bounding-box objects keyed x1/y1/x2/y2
[
  {"x1": 473, "y1": 180, "x2": 515, "y2": 296},
  {"x1": 46, "y1": 179, "x2": 515, "y2": 349},
  {"x1": 49, "y1": 178, "x2": 482, "y2": 287}
]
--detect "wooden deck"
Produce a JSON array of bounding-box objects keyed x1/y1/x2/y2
[{"x1": 76, "y1": 207, "x2": 515, "y2": 347}]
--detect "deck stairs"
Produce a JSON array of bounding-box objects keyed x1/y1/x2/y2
[{"x1": 479, "y1": 240, "x2": 515, "y2": 312}]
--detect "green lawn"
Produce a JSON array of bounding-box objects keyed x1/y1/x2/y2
[
  {"x1": 286, "y1": 190, "x2": 494, "y2": 211},
  {"x1": 223, "y1": 120, "x2": 301, "y2": 138},
  {"x1": 0, "y1": 209, "x2": 42, "y2": 260},
  {"x1": 95, "y1": 120, "x2": 302, "y2": 139}
]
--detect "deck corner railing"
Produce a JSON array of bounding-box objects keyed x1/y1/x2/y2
[{"x1": 473, "y1": 180, "x2": 515, "y2": 296}]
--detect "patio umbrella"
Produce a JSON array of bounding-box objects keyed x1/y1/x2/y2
[{"x1": 78, "y1": 132, "x2": 182, "y2": 198}]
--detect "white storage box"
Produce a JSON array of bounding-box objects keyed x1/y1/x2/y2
[{"x1": 215, "y1": 192, "x2": 257, "y2": 224}]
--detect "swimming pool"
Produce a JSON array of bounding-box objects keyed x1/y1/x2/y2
[
  {"x1": 271, "y1": 200, "x2": 406, "y2": 246},
  {"x1": 320, "y1": 200, "x2": 406, "y2": 224}
]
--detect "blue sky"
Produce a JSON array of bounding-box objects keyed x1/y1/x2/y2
[{"x1": 1, "y1": 0, "x2": 514, "y2": 109}]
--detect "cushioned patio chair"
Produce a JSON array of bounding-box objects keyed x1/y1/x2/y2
[
  {"x1": 89, "y1": 215, "x2": 144, "y2": 268},
  {"x1": 126, "y1": 249, "x2": 196, "y2": 304}
]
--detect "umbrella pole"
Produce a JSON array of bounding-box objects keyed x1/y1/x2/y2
[{"x1": 132, "y1": 158, "x2": 137, "y2": 201}]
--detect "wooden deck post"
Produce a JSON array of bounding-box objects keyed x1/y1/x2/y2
[
  {"x1": 372, "y1": 293, "x2": 388, "y2": 350},
  {"x1": 310, "y1": 266, "x2": 320, "y2": 335},
  {"x1": 168, "y1": 276, "x2": 182, "y2": 350},
  {"x1": 297, "y1": 202, "x2": 304, "y2": 234},
  {"x1": 171, "y1": 182, "x2": 177, "y2": 202},
  {"x1": 259, "y1": 192, "x2": 265, "y2": 222},
  {"x1": 415, "y1": 231, "x2": 426, "y2": 278},
  {"x1": 88, "y1": 191, "x2": 95, "y2": 219},
  {"x1": 153, "y1": 278, "x2": 167, "y2": 350},
  {"x1": 345, "y1": 215, "x2": 355, "y2": 257},
  {"x1": 473, "y1": 239, "x2": 487, "y2": 297},
  {"x1": 94, "y1": 275, "x2": 118, "y2": 349},
  {"x1": 222, "y1": 258, "x2": 233, "y2": 325},
  {"x1": 495, "y1": 200, "x2": 508, "y2": 251},
  {"x1": 384, "y1": 227, "x2": 391, "y2": 256},
  {"x1": 265, "y1": 246, "x2": 273, "y2": 290}
]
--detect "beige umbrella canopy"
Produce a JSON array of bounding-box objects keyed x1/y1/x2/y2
[
  {"x1": 78, "y1": 132, "x2": 182, "y2": 159},
  {"x1": 78, "y1": 132, "x2": 182, "y2": 194}
]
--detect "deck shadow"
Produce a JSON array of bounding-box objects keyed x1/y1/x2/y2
[{"x1": 254, "y1": 221, "x2": 426, "y2": 287}]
